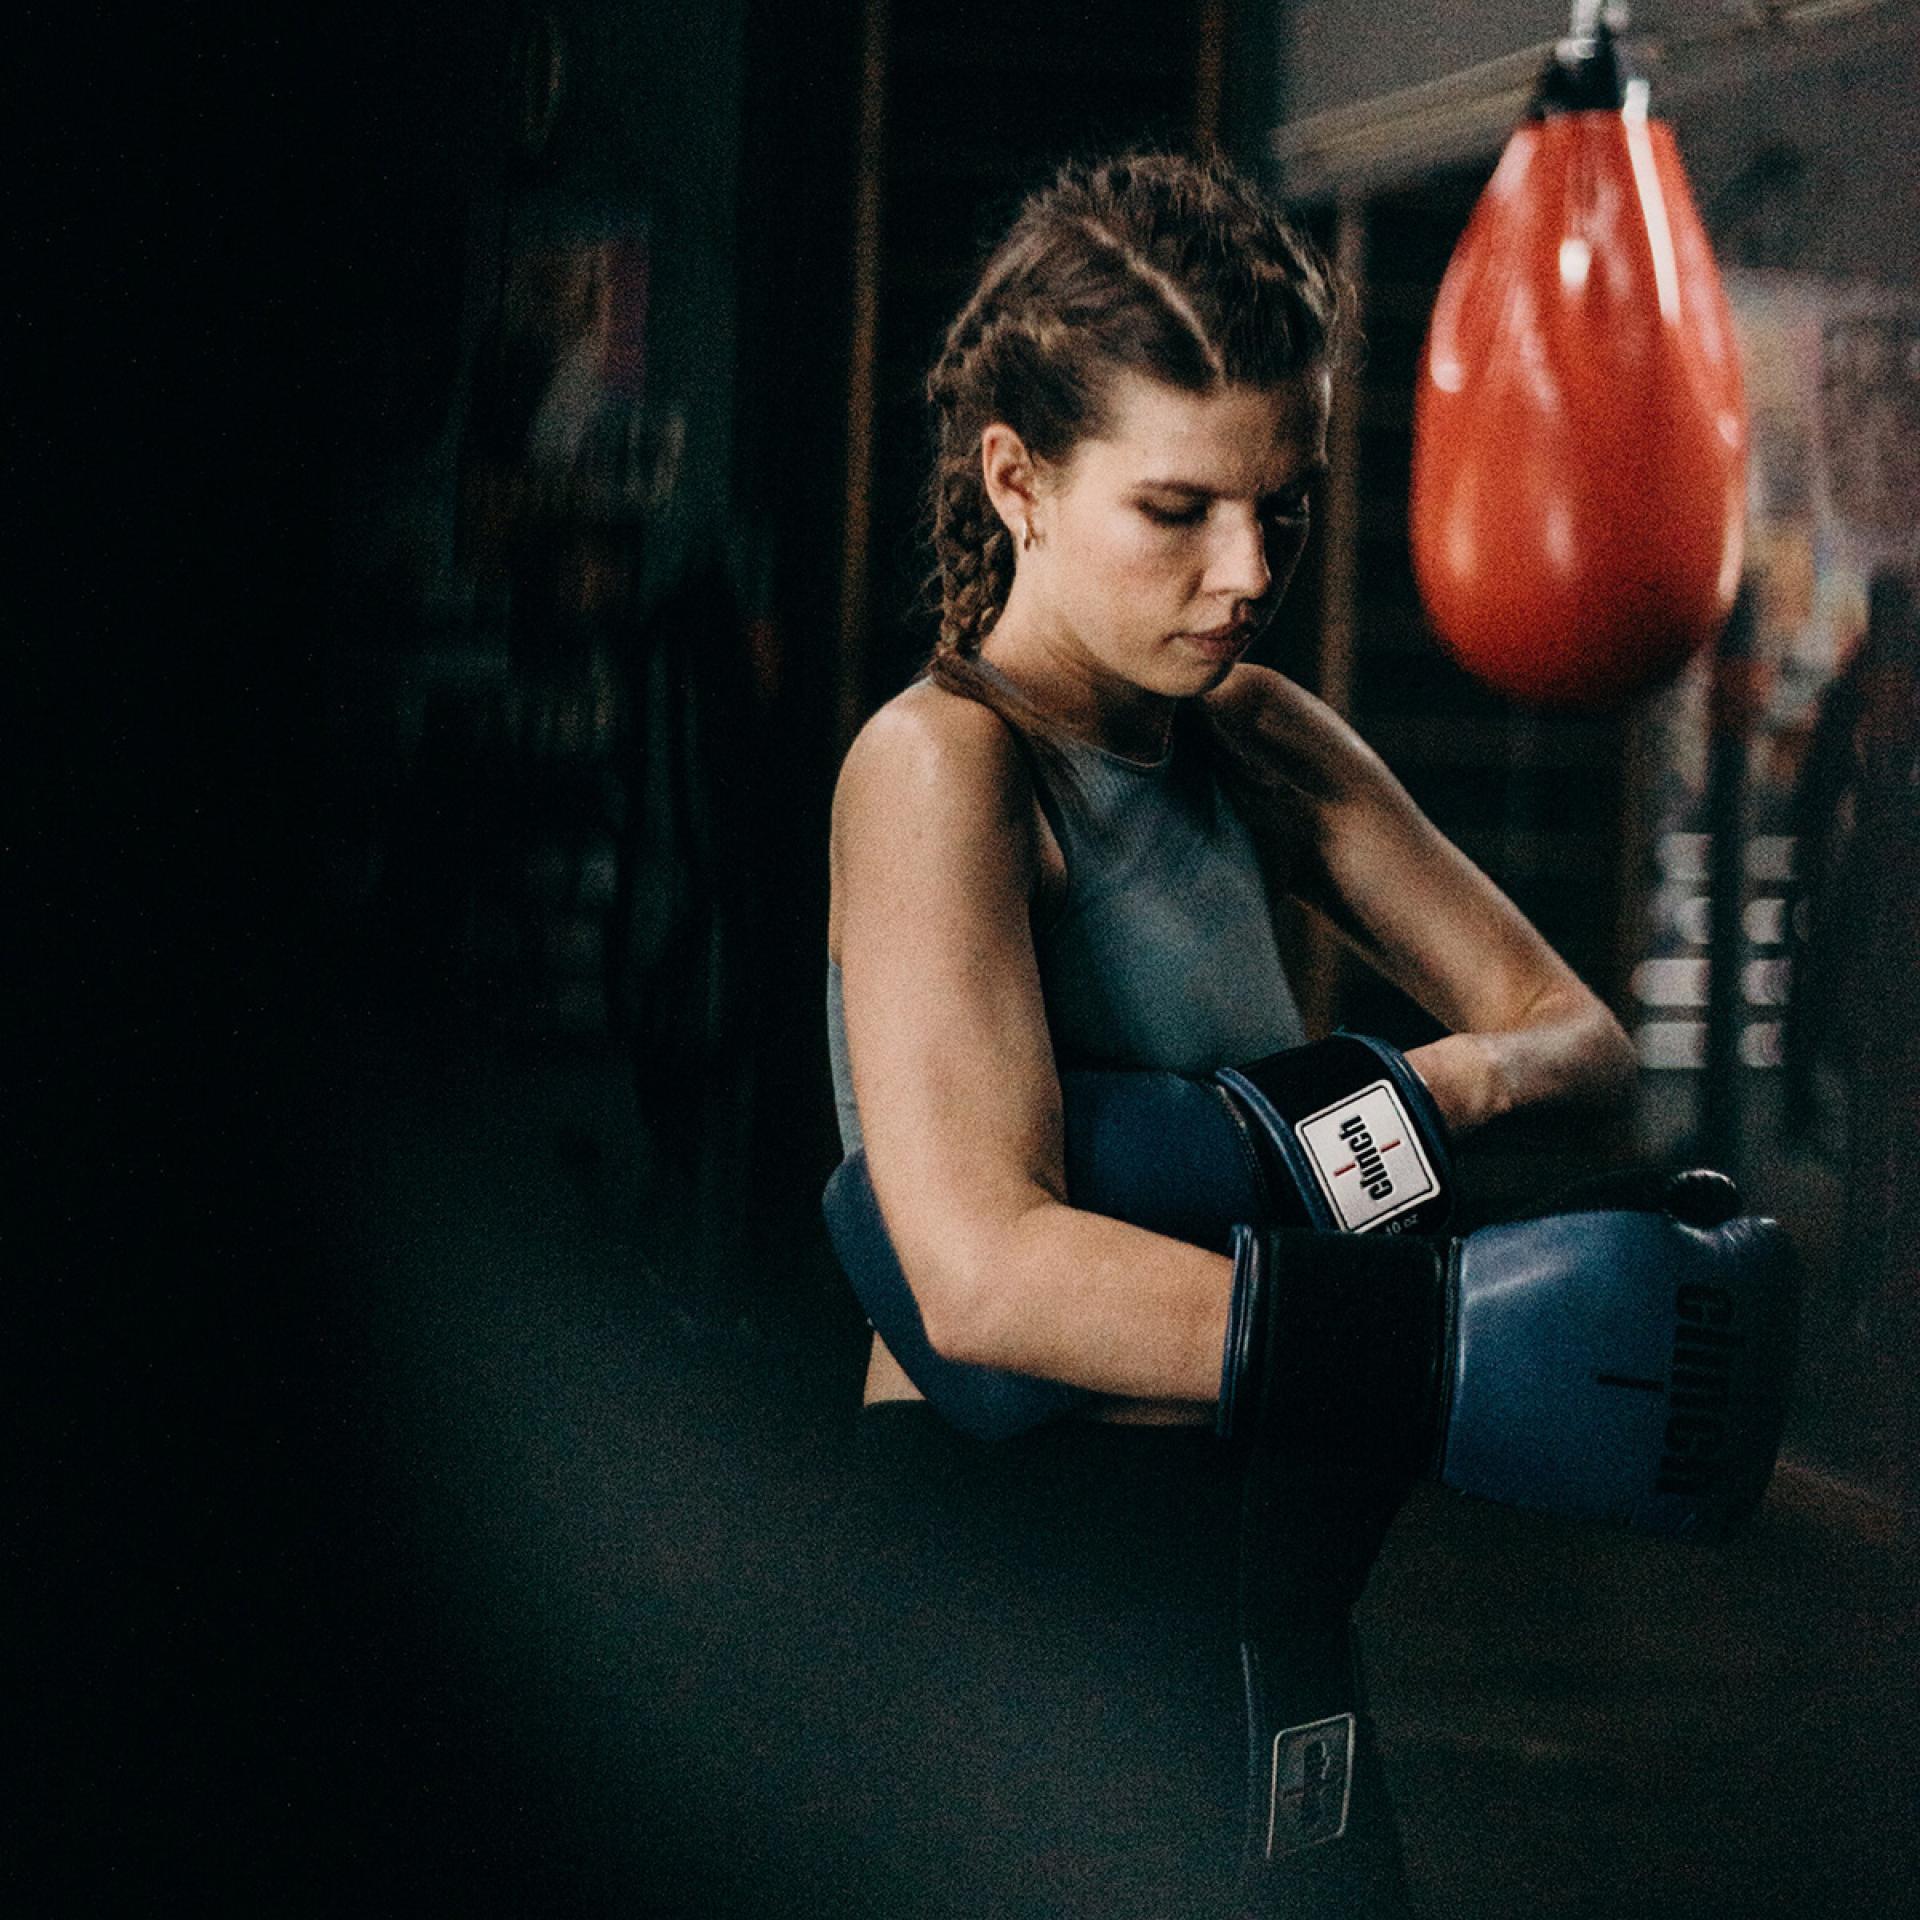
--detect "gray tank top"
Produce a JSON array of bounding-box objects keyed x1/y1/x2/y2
[{"x1": 826, "y1": 712, "x2": 1305, "y2": 1152}]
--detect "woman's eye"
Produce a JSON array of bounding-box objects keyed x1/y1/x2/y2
[
  {"x1": 1140, "y1": 500, "x2": 1206, "y2": 528},
  {"x1": 1138, "y1": 494, "x2": 1310, "y2": 530}
]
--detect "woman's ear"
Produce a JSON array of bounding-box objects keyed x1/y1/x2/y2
[{"x1": 980, "y1": 423, "x2": 1041, "y2": 549}]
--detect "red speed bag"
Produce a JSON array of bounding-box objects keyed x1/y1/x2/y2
[{"x1": 1410, "y1": 108, "x2": 1748, "y2": 708}]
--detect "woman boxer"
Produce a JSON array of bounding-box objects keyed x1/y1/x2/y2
[{"x1": 826, "y1": 152, "x2": 1634, "y2": 1918}]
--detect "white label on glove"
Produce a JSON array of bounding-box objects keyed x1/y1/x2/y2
[
  {"x1": 1295, "y1": 1079, "x2": 1439, "y2": 1232},
  {"x1": 1266, "y1": 1711, "x2": 1354, "y2": 1857}
]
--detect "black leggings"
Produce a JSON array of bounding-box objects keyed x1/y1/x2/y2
[{"x1": 841, "y1": 1405, "x2": 1414, "y2": 1919}]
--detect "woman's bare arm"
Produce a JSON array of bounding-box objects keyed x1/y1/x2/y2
[
  {"x1": 831, "y1": 684, "x2": 1231, "y2": 1400},
  {"x1": 1210, "y1": 667, "x2": 1637, "y2": 1134}
]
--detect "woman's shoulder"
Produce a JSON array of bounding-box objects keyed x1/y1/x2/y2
[
  {"x1": 1204, "y1": 662, "x2": 1346, "y2": 749},
  {"x1": 1203, "y1": 663, "x2": 1389, "y2": 803},
  {"x1": 839, "y1": 678, "x2": 1032, "y2": 800},
  {"x1": 829, "y1": 679, "x2": 1054, "y2": 958},
  {"x1": 833, "y1": 678, "x2": 1042, "y2": 856}
]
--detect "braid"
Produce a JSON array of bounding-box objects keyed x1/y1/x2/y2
[
  {"x1": 929, "y1": 454, "x2": 1011, "y2": 654},
  {"x1": 923, "y1": 293, "x2": 1047, "y2": 656}
]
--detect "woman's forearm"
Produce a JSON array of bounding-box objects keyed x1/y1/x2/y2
[
  {"x1": 918, "y1": 1199, "x2": 1235, "y2": 1403},
  {"x1": 1407, "y1": 987, "x2": 1635, "y2": 1136}
]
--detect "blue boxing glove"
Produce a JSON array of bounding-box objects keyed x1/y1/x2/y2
[
  {"x1": 1222, "y1": 1175, "x2": 1800, "y2": 1539},
  {"x1": 822, "y1": 1033, "x2": 1455, "y2": 1440}
]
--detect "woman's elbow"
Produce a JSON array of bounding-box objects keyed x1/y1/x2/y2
[
  {"x1": 1569, "y1": 995, "x2": 1638, "y2": 1115},
  {"x1": 1519, "y1": 970, "x2": 1636, "y2": 1104},
  {"x1": 914, "y1": 1266, "x2": 995, "y2": 1366},
  {"x1": 905, "y1": 1212, "x2": 1045, "y2": 1370}
]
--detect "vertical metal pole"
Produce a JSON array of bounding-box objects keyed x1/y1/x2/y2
[
  {"x1": 1698, "y1": 585, "x2": 1756, "y2": 1174},
  {"x1": 835, "y1": 0, "x2": 890, "y2": 755},
  {"x1": 1847, "y1": 572, "x2": 1920, "y2": 1508},
  {"x1": 1318, "y1": 192, "x2": 1364, "y2": 728},
  {"x1": 1298, "y1": 191, "x2": 1365, "y2": 1037}
]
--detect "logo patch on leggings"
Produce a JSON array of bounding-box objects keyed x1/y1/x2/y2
[
  {"x1": 1295, "y1": 1081, "x2": 1438, "y2": 1232},
  {"x1": 1266, "y1": 1712, "x2": 1355, "y2": 1858}
]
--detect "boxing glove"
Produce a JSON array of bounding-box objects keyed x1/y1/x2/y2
[
  {"x1": 822, "y1": 1033, "x2": 1454, "y2": 1439},
  {"x1": 1220, "y1": 1186, "x2": 1799, "y2": 1539}
]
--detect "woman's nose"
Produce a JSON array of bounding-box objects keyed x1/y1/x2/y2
[{"x1": 1207, "y1": 508, "x2": 1272, "y2": 603}]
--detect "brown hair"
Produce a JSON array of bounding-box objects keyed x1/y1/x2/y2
[
  {"x1": 921, "y1": 151, "x2": 1343, "y2": 823},
  {"x1": 928, "y1": 154, "x2": 1337, "y2": 653}
]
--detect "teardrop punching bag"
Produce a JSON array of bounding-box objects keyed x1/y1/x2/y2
[{"x1": 1409, "y1": 14, "x2": 1747, "y2": 709}]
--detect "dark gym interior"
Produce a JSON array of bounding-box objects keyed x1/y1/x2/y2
[{"x1": 17, "y1": 2, "x2": 1919, "y2": 1912}]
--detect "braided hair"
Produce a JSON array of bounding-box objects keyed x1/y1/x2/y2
[{"x1": 924, "y1": 152, "x2": 1342, "y2": 751}]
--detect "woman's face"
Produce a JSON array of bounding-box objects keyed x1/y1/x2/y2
[{"x1": 1013, "y1": 369, "x2": 1331, "y2": 701}]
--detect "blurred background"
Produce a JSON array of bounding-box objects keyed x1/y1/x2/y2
[{"x1": 15, "y1": 1, "x2": 1918, "y2": 1913}]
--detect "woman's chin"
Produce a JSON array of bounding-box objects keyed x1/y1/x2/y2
[{"x1": 1166, "y1": 633, "x2": 1248, "y2": 690}]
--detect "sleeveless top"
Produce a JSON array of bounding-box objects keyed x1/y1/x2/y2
[{"x1": 827, "y1": 707, "x2": 1305, "y2": 1152}]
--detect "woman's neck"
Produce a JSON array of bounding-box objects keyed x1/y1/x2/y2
[{"x1": 980, "y1": 619, "x2": 1175, "y2": 765}]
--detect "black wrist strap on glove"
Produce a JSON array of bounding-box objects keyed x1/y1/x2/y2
[
  {"x1": 1216, "y1": 1032, "x2": 1453, "y2": 1237},
  {"x1": 1219, "y1": 1225, "x2": 1448, "y2": 1482}
]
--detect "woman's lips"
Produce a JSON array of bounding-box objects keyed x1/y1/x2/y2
[{"x1": 1178, "y1": 615, "x2": 1256, "y2": 655}]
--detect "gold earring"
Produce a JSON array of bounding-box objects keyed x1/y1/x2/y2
[{"x1": 1020, "y1": 519, "x2": 1036, "y2": 552}]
